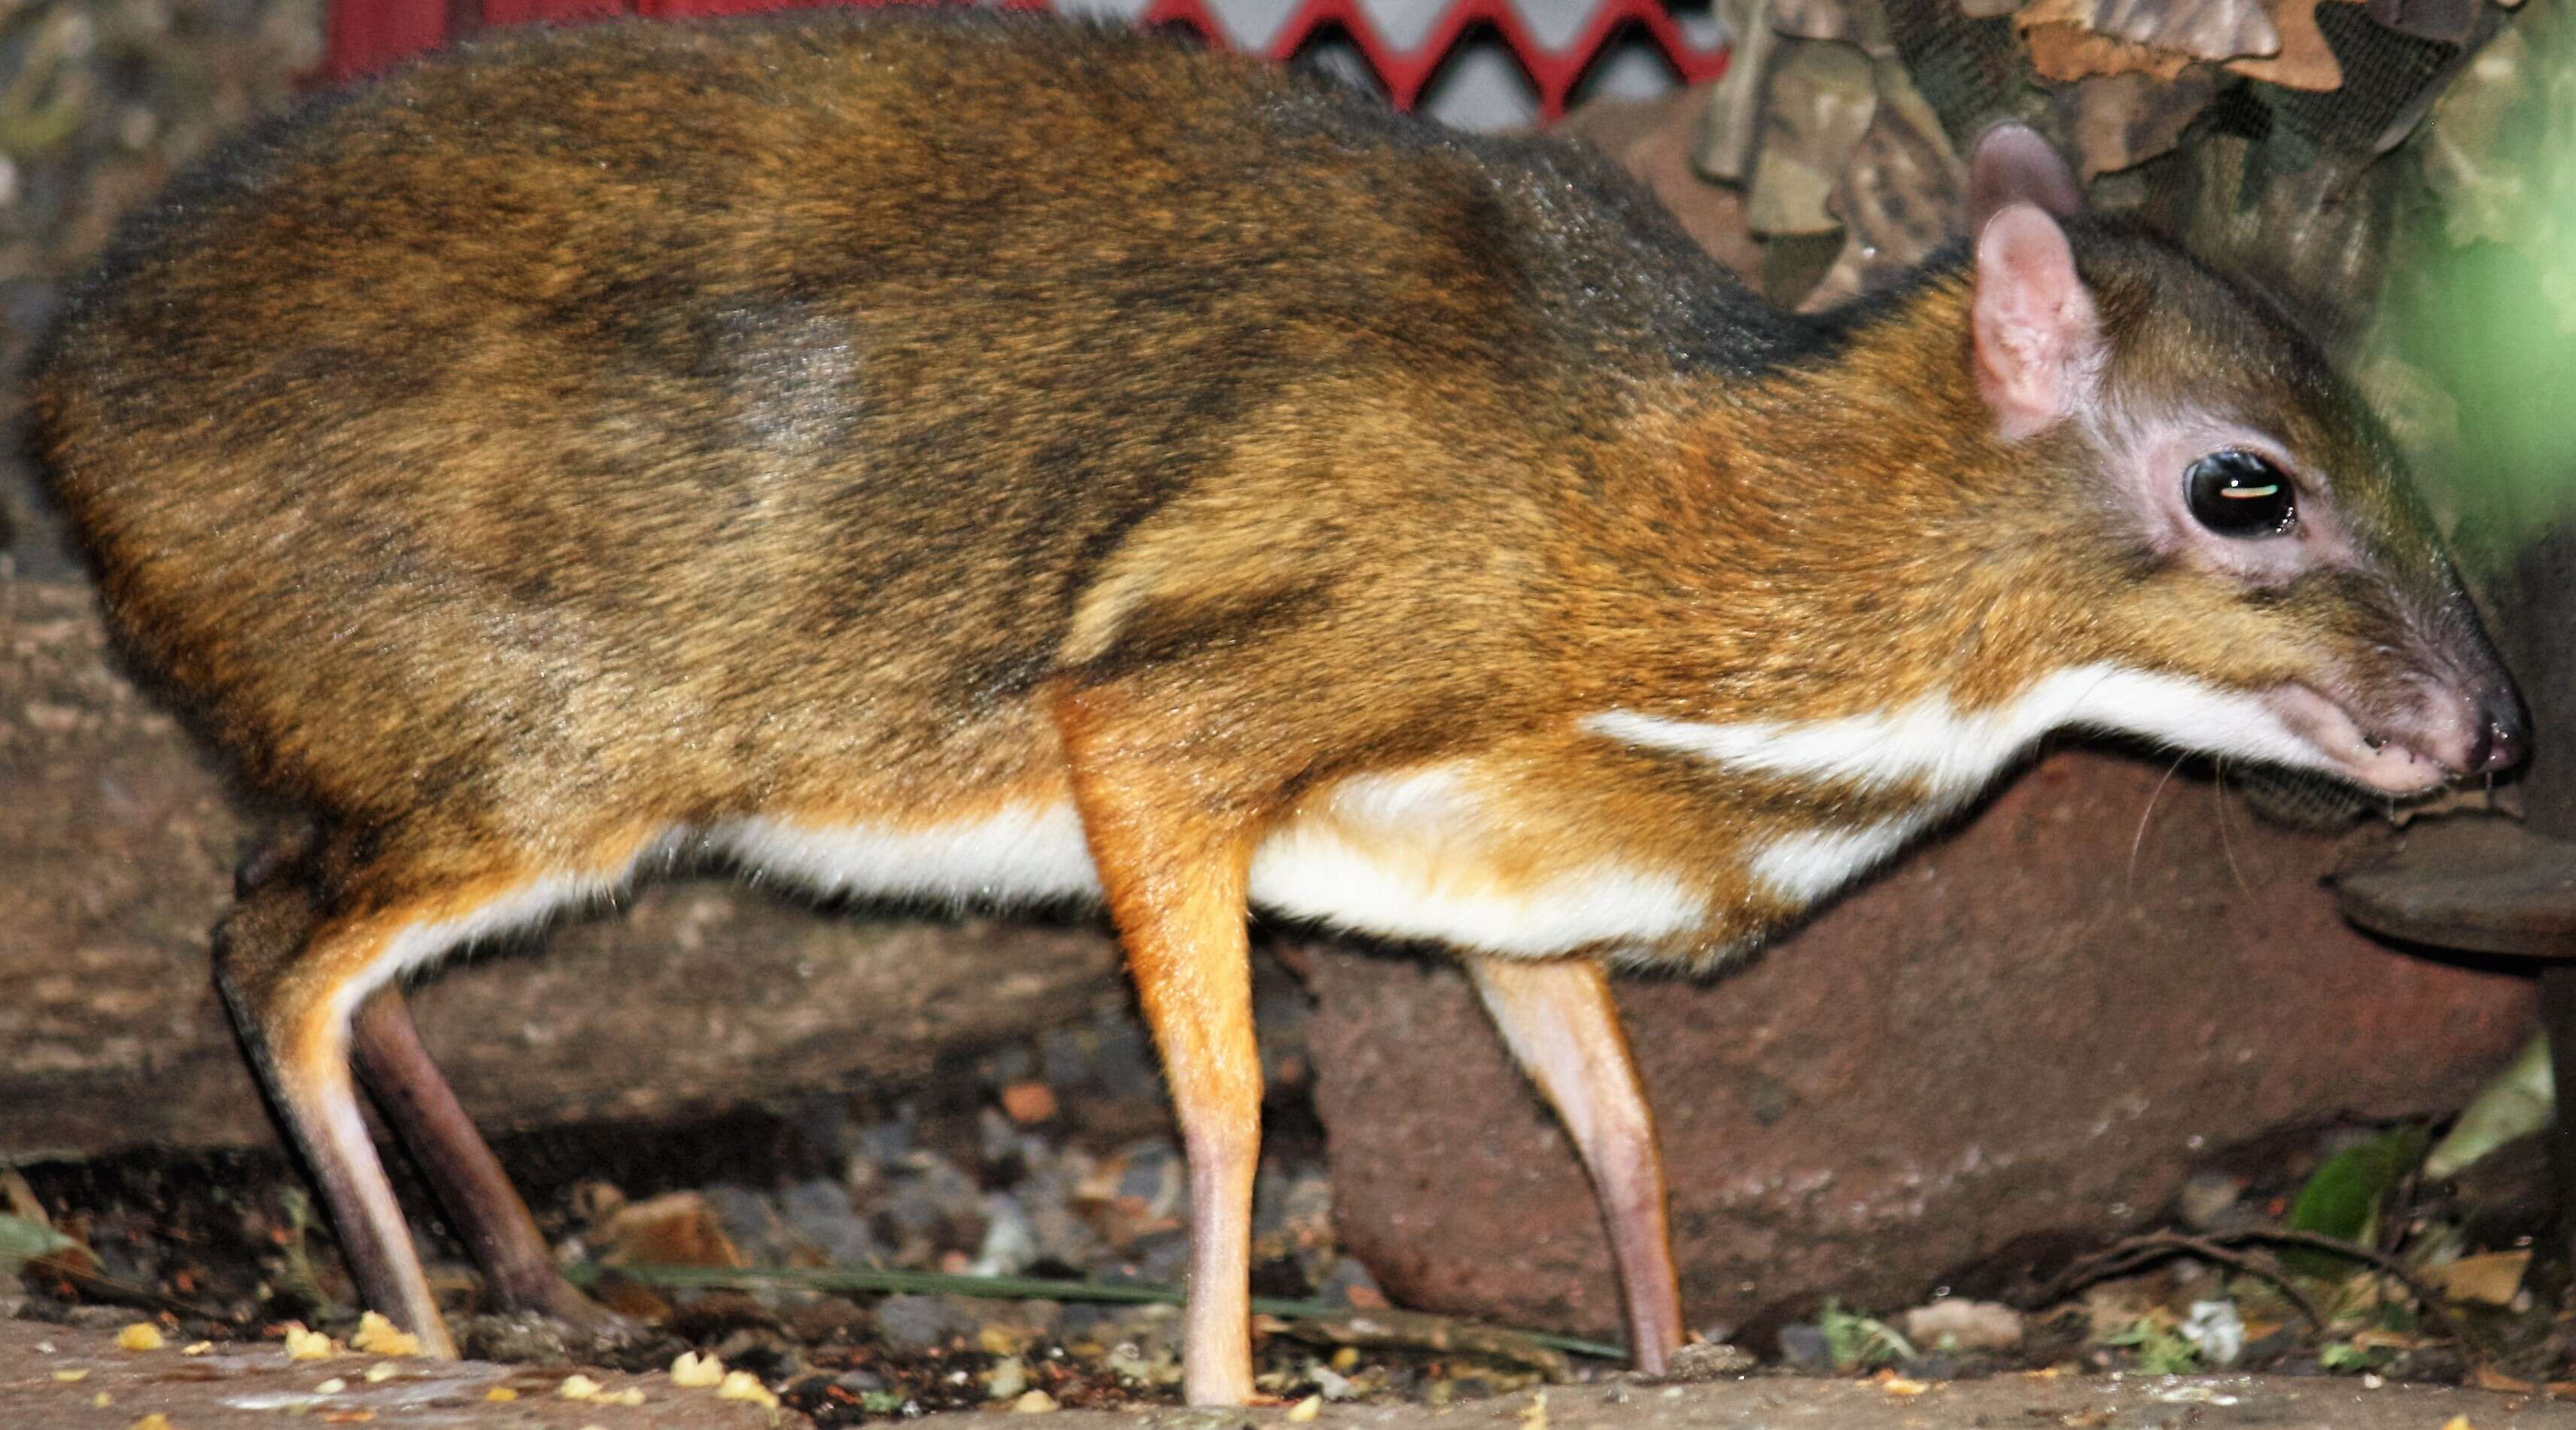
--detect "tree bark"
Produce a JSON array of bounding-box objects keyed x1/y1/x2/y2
[{"x1": 0, "y1": 575, "x2": 1130, "y2": 1161}]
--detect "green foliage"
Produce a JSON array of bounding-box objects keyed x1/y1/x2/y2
[
  {"x1": 1817, "y1": 1299, "x2": 1915, "y2": 1371},
  {"x1": 2318, "y1": 1340, "x2": 2374, "y2": 1373},
  {"x1": 2283, "y1": 1127, "x2": 2429, "y2": 1276},
  {"x1": 0, "y1": 1212, "x2": 76, "y2": 1278},
  {"x1": 2106, "y1": 1318, "x2": 2200, "y2": 1376}
]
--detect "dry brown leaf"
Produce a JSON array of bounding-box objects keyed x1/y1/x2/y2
[
  {"x1": 2471, "y1": 1364, "x2": 2537, "y2": 1393},
  {"x1": 593, "y1": 1190, "x2": 746, "y2": 1270},
  {"x1": 2090, "y1": 0, "x2": 2280, "y2": 61},
  {"x1": 2421, "y1": 1249, "x2": 2531, "y2": 1306},
  {"x1": 2022, "y1": 21, "x2": 2196, "y2": 81},
  {"x1": 2224, "y1": 0, "x2": 2343, "y2": 90}
]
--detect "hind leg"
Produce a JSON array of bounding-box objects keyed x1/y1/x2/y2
[
  {"x1": 217, "y1": 875, "x2": 461, "y2": 1355},
  {"x1": 217, "y1": 845, "x2": 618, "y2": 1358},
  {"x1": 351, "y1": 990, "x2": 626, "y2": 1332}
]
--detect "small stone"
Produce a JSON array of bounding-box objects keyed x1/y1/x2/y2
[
  {"x1": 875, "y1": 1294, "x2": 978, "y2": 1352},
  {"x1": 365, "y1": 1362, "x2": 398, "y2": 1383},
  {"x1": 315, "y1": 1377, "x2": 346, "y2": 1394},
  {"x1": 1666, "y1": 1341, "x2": 1759, "y2": 1378},
  {"x1": 1898, "y1": 1299, "x2": 2024, "y2": 1352},
  {"x1": 1001, "y1": 1081, "x2": 1059, "y2": 1124},
  {"x1": 114, "y1": 1322, "x2": 165, "y2": 1352},
  {"x1": 986, "y1": 1355, "x2": 1028, "y2": 1401},
  {"x1": 1777, "y1": 1322, "x2": 1833, "y2": 1372}
]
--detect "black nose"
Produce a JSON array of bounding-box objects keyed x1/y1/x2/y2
[{"x1": 2471, "y1": 684, "x2": 2530, "y2": 773}]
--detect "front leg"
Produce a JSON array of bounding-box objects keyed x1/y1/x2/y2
[
  {"x1": 1055, "y1": 689, "x2": 1265, "y2": 1407},
  {"x1": 1468, "y1": 955, "x2": 1682, "y2": 1374}
]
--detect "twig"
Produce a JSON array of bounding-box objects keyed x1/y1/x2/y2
[
  {"x1": 2033, "y1": 1228, "x2": 2491, "y2": 1358},
  {"x1": 570, "y1": 1261, "x2": 1628, "y2": 1362}
]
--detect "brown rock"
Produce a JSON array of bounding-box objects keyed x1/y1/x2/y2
[{"x1": 1306, "y1": 750, "x2": 2535, "y2": 1338}]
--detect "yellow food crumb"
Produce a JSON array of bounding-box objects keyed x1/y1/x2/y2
[
  {"x1": 364, "y1": 1362, "x2": 398, "y2": 1383},
  {"x1": 351, "y1": 1311, "x2": 421, "y2": 1358},
  {"x1": 1011, "y1": 1389, "x2": 1059, "y2": 1413},
  {"x1": 52, "y1": 1368, "x2": 88, "y2": 1382},
  {"x1": 116, "y1": 1322, "x2": 166, "y2": 1352},
  {"x1": 281, "y1": 1323, "x2": 336, "y2": 1361},
  {"x1": 1330, "y1": 1347, "x2": 1359, "y2": 1372},
  {"x1": 1287, "y1": 1393, "x2": 1322, "y2": 1422},
  {"x1": 2442, "y1": 1418, "x2": 2477, "y2": 1430},
  {"x1": 92, "y1": 1392, "x2": 111, "y2": 1407},
  {"x1": 717, "y1": 1370, "x2": 782, "y2": 1410},
  {"x1": 671, "y1": 1350, "x2": 726, "y2": 1387},
  {"x1": 180, "y1": 1341, "x2": 213, "y2": 1355},
  {"x1": 558, "y1": 1373, "x2": 608, "y2": 1400},
  {"x1": 1519, "y1": 1391, "x2": 1548, "y2": 1430},
  {"x1": 1878, "y1": 1374, "x2": 1931, "y2": 1398},
  {"x1": 316, "y1": 1377, "x2": 348, "y2": 1394},
  {"x1": 485, "y1": 1386, "x2": 518, "y2": 1402},
  {"x1": 129, "y1": 1416, "x2": 173, "y2": 1430}
]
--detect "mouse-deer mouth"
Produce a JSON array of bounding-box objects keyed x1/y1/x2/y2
[{"x1": 2264, "y1": 683, "x2": 2477, "y2": 796}]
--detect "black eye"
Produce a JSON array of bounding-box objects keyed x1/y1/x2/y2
[{"x1": 2185, "y1": 449, "x2": 2296, "y2": 538}]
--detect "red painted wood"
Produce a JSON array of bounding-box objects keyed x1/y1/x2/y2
[{"x1": 324, "y1": 0, "x2": 1726, "y2": 123}]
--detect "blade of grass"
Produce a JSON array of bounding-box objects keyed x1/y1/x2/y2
[{"x1": 567, "y1": 1261, "x2": 1628, "y2": 1361}]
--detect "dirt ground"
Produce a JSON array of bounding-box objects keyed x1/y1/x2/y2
[{"x1": 11, "y1": 1317, "x2": 2576, "y2": 1430}]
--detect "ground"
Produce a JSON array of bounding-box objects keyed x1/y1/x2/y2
[{"x1": 13, "y1": 1317, "x2": 2576, "y2": 1430}]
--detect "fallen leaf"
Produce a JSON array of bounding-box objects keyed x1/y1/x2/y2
[
  {"x1": 2088, "y1": 0, "x2": 2279, "y2": 59},
  {"x1": 2022, "y1": 21, "x2": 2196, "y2": 81},
  {"x1": 2225, "y1": 0, "x2": 2343, "y2": 90},
  {"x1": 2471, "y1": 1365, "x2": 2535, "y2": 1393},
  {"x1": 2422, "y1": 1249, "x2": 2532, "y2": 1306}
]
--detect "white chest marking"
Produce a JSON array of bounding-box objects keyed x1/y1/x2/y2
[
  {"x1": 1743, "y1": 817, "x2": 1928, "y2": 903},
  {"x1": 1247, "y1": 767, "x2": 1705, "y2": 958},
  {"x1": 1583, "y1": 663, "x2": 2314, "y2": 802}
]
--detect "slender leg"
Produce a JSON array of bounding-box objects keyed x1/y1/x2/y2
[
  {"x1": 351, "y1": 989, "x2": 622, "y2": 1331},
  {"x1": 217, "y1": 886, "x2": 461, "y2": 1358},
  {"x1": 1469, "y1": 955, "x2": 1682, "y2": 1374},
  {"x1": 1057, "y1": 695, "x2": 1264, "y2": 1407}
]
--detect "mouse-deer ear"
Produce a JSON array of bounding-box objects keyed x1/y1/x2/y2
[
  {"x1": 1971, "y1": 201, "x2": 2100, "y2": 440},
  {"x1": 1969, "y1": 123, "x2": 2084, "y2": 233}
]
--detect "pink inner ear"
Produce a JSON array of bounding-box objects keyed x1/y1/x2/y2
[{"x1": 1971, "y1": 202, "x2": 2100, "y2": 442}]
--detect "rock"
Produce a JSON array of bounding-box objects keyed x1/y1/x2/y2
[
  {"x1": 872, "y1": 1294, "x2": 980, "y2": 1354},
  {"x1": 1899, "y1": 1299, "x2": 2024, "y2": 1352},
  {"x1": 1305, "y1": 751, "x2": 2535, "y2": 1340}
]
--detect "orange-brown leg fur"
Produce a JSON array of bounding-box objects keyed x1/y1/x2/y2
[
  {"x1": 1054, "y1": 691, "x2": 1266, "y2": 1407},
  {"x1": 1469, "y1": 956, "x2": 1682, "y2": 1374},
  {"x1": 351, "y1": 990, "x2": 624, "y2": 1334}
]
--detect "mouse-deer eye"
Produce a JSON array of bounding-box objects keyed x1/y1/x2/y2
[{"x1": 2185, "y1": 449, "x2": 2296, "y2": 538}]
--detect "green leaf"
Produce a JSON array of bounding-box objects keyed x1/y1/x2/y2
[
  {"x1": 2425, "y1": 1033, "x2": 2553, "y2": 1181},
  {"x1": 2283, "y1": 1127, "x2": 2430, "y2": 1276},
  {"x1": 0, "y1": 1212, "x2": 77, "y2": 1278}
]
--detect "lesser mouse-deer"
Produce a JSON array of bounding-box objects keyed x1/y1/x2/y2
[{"x1": 32, "y1": 13, "x2": 2523, "y2": 1404}]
